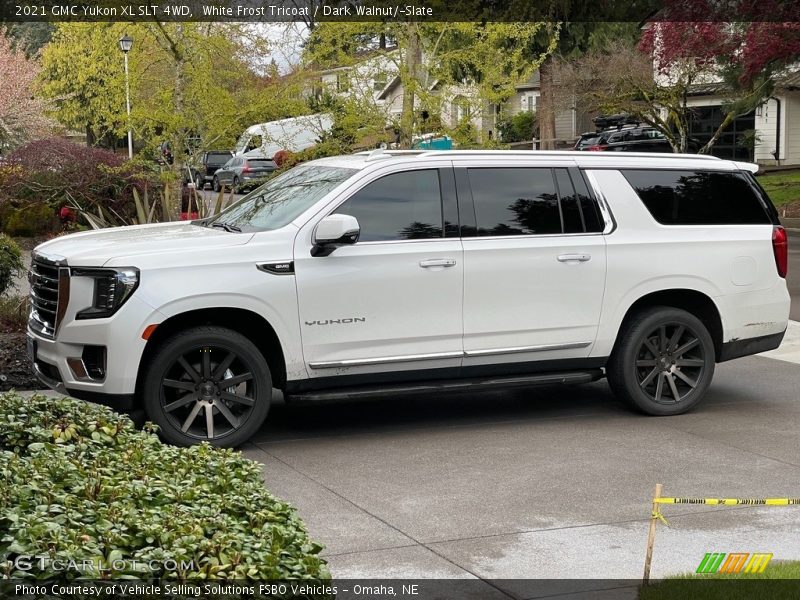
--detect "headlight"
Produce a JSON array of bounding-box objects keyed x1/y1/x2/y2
[{"x1": 72, "y1": 268, "x2": 139, "y2": 319}]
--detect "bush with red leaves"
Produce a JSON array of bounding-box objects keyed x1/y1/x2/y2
[
  {"x1": 0, "y1": 138, "x2": 161, "y2": 233},
  {"x1": 272, "y1": 149, "x2": 294, "y2": 168}
]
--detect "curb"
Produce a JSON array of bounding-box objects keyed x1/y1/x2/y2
[{"x1": 779, "y1": 217, "x2": 800, "y2": 230}]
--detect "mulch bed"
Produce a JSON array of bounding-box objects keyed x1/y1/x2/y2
[{"x1": 0, "y1": 329, "x2": 38, "y2": 392}]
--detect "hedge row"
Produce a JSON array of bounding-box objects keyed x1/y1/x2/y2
[{"x1": 0, "y1": 393, "x2": 329, "y2": 581}]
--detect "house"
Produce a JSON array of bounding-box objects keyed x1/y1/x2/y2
[
  {"x1": 681, "y1": 70, "x2": 800, "y2": 165},
  {"x1": 314, "y1": 55, "x2": 596, "y2": 148},
  {"x1": 504, "y1": 71, "x2": 595, "y2": 147}
]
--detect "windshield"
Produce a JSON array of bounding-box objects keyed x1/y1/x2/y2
[{"x1": 209, "y1": 164, "x2": 356, "y2": 232}]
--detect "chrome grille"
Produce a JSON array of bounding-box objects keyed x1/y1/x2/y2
[{"x1": 29, "y1": 255, "x2": 65, "y2": 338}]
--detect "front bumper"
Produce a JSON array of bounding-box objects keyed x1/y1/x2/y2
[
  {"x1": 27, "y1": 294, "x2": 161, "y2": 407},
  {"x1": 29, "y1": 350, "x2": 136, "y2": 410}
]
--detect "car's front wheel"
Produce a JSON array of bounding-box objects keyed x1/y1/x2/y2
[
  {"x1": 607, "y1": 306, "x2": 715, "y2": 416},
  {"x1": 143, "y1": 326, "x2": 271, "y2": 447}
]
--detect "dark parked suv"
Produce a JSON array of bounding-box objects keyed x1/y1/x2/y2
[
  {"x1": 195, "y1": 151, "x2": 233, "y2": 189},
  {"x1": 575, "y1": 115, "x2": 699, "y2": 153}
]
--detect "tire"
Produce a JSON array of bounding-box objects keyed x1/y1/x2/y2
[
  {"x1": 142, "y1": 326, "x2": 271, "y2": 447},
  {"x1": 212, "y1": 176, "x2": 221, "y2": 192},
  {"x1": 607, "y1": 306, "x2": 715, "y2": 416},
  {"x1": 233, "y1": 176, "x2": 240, "y2": 192}
]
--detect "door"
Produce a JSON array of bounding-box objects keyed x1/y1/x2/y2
[
  {"x1": 458, "y1": 164, "x2": 607, "y2": 369},
  {"x1": 294, "y1": 166, "x2": 464, "y2": 380},
  {"x1": 218, "y1": 158, "x2": 236, "y2": 184}
]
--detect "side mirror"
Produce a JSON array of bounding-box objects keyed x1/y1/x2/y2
[{"x1": 311, "y1": 214, "x2": 360, "y2": 257}]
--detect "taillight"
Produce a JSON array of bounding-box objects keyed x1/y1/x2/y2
[
  {"x1": 773, "y1": 226, "x2": 788, "y2": 278},
  {"x1": 587, "y1": 145, "x2": 607, "y2": 152},
  {"x1": 241, "y1": 162, "x2": 252, "y2": 174}
]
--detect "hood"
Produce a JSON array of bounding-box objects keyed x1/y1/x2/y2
[{"x1": 34, "y1": 222, "x2": 254, "y2": 267}]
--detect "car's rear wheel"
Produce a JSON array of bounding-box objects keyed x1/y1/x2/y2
[
  {"x1": 143, "y1": 326, "x2": 271, "y2": 447},
  {"x1": 233, "y1": 176, "x2": 240, "y2": 192},
  {"x1": 212, "y1": 176, "x2": 221, "y2": 192},
  {"x1": 607, "y1": 307, "x2": 715, "y2": 416}
]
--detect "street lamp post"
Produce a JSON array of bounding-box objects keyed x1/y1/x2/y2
[{"x1": 119, "y1": 33, "x2": 133, "y2": 159}]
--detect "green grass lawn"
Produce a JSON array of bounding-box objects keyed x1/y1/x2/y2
[
  {"x1": 640, "y1": 561, "x2": 800, "y2": 600},
  {"x1": 757, "y1": 171, "x2": 800, "y2": 207}
]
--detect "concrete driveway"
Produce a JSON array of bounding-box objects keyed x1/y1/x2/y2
[{"x1": 242, "y1": 341, "x2": 800, "y2": 589}]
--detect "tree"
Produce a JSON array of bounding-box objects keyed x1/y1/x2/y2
[
  {"x1": 304, "y1": 22, "x2": 557, "y2": 148},
  {"x1": 526, "y1": 14, "x2": 640, "y2": 149},
  {"x1": 1, "y1": 23, "x2": 54, "y2": 57},
  {"x1": 40, "y1": 23, "x2": 306, "y2": 166},
  {"x1": 0, "y1": 32, "x2": 53, "y2": 152},
  {"x1": 640, "y1": 17, "x2": 800, "y2": 153},
  {"x1": 559, "y1": 12, "x2": 800, "y2": 154}
]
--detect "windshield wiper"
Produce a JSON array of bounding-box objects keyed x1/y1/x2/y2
[{"x1": 210, "y1": 221, "x2": 241, "y2": 233}]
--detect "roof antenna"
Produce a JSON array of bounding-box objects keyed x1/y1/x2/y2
[{"x1": 365, "y1": 148, "x2": 386, "y2": 162}]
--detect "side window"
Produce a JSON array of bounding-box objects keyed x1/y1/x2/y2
[
  {"x1": 554, "y1": 169, "x2": 583, "y2": 234},
  {"x1": 468, "y1": 168, "x2": 561, "y2": 236},
  {"x1": 621, "y1": 170, "x2": 772, "y2": 225},
  {"x1": 573, "y1": 170, "x2": 604, "y2": 233},
  {"x1": 335, "y1": 170, "x2": 443, "y2": 242}
]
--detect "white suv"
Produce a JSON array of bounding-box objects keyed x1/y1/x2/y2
[{"x1": 27, "y1": 151, "x2": 790, "y2": 447}]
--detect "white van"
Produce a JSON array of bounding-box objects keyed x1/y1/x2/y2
[{"x1": 234, "y1": 114, "x2": 333, "y2": 158}]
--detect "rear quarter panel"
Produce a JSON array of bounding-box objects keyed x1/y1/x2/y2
[{"x1": 586, "y1": 169, "x2": 789, "y2": 358}]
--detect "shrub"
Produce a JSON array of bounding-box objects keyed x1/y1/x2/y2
[
  {"x1": 0, "y1": 234, "x2": 25, "y2": 296},
  {"x1": 1, "y1": 139, "x2": 166, "y2": 233},
  {"x1": 497, "y1": 111, "x2": 537, "y2": 143},
  {"x1": 0, "y1": 393, "x2": 329, "y2": 581},
  {"x1": 0, "y1": 203, "x2": 57, "y2": 236},
  {"x1": 0, "y1": 295, "x2": 28, "y2": 332}
]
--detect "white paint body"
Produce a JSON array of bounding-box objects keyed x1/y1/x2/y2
[{"x1": 30, "y1": 151, "x2": 790, "y2": 399}]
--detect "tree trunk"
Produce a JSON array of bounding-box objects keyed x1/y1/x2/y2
[
  {"x1": 538, "y1": 54, "x2": 556, "y2": 150},
  {"x1": 700, "y1": 111, "x2": 736, "y2": 154},
  {"x1": 399, "y1": 25, "x2": 421, "y2": 149}
]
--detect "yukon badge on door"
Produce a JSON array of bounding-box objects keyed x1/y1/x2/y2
[{"x1": 305, "y1": 318, "x2": 367, "y2": 326}]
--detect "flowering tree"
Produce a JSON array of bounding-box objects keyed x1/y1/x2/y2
[
  {"x1": 0, "y1": 33, "x2": 53, "y2": 152},
  {"x1": 638, "y1": 7, "x2": 800, "y2": 152}
]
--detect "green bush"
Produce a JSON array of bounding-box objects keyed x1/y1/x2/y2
[
  {"x1": 0, "y1": 234, "x2": 25, "y2": 296},
  {"x1": 0, "y1": 203, "x2": 57, "y2": 237},
  {"x1": 497, "y1": 111, "x2": 537, "y2": 143},
  {"x1": 0, "y1": 393, "x2": 329, "y2": 581}
]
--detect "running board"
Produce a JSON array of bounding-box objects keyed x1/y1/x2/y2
[{"x1": 286, "y1": 369, "x2": 605, "y2": 403}]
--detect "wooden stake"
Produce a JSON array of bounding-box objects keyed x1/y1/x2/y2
[{"x1": 643, "y1": 483, "x2": 663, "y2": 584}]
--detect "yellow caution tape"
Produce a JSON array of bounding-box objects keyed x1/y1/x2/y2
[
  {"x1": 654, "y1": 498, "x2": 800, "y2": 506},
  {"x1": 651, "y1": 507, "x2": 670, "y2": 526}
]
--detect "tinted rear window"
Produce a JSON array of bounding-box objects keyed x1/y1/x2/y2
[
  {"x1": 469, "y1": 168, "x2": 562, "y2": 236},
  {"x1": 247, "y1": 160, "x2": 275, "y2": 168},
  {"x1": 207, "y1": 154, "x2": 231, "y2": 164},
  {"x1": 621, "y1": 170, "x2": 771, "y2": 225}
]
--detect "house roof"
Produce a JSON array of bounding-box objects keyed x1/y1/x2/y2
[
  {"x1": 781, "y1": 70, "x2": 800, "y2": 90},
  {"x1": 688, "y1": 69, "x2": 800, "y2": 96}
]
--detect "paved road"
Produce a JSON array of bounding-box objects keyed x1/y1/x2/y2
[
  {"x1": 788, "y1": 230, "x2": 800, "y2": 321},
  {"x1": 243, "y1": 353, "x2": 800, "y2": 587}
]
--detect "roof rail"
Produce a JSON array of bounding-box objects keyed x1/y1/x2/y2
[
  {"x1": 356, "y1": 149, "x2": 428, "y2": 161},
  {"x1": 414, "y1": 150, "x2": 723, "y2": 161}
]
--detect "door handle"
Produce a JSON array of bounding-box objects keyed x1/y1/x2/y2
[
  {"x1": 419, "y1": 259, "x2": 457, "y2": 268},
  {"x1": 557, "y1": 254, "x2": 591, "y2": 263}
]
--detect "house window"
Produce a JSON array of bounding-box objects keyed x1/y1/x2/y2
[
  {"x1": 336, "y1": 73, "x2": 350, "y2": 93},
  {"x1": 524, "y1": 94, "x2": 538, "y2": 113},
  {"x1": 451, "y1": 96, "x2": 470, "y2": 127},
  {"x1": 373, "y1": 74, "x2": 388, "y2": 92}
]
